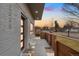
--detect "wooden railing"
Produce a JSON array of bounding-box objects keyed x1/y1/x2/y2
[
  {"x1": 39, "y1": 31, "x2": 79, "y2": 56},
  {"x1": 40, "y1": 31, "x2": 56, "y2": 52}
]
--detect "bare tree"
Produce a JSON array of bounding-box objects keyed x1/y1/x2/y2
[
  {"x1": 64, "y1": 20, "x2": 79, "y2": 37},
  {"x1": 66, "y1": 20, "x2": 73, "y2": 36},
  {"x1": 62, "y1": 3, "x2": 79, "y2": 36},
  {"x1": 63, "y1": 3, "x2": 79, "y2": 18}
]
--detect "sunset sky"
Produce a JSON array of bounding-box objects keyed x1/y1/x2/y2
[
  {"x1": 42, "y1": 3, "x2": 64, "y2": 19},
  {"x1": 35, "y1": 3, "x2": 66, "y2": 28},
  {"x1": 35, "y1": 20, "x2": 53, "y2": 27},
  {"x1": 35, "y1": 3, "x2": 79, "y2": 28}
]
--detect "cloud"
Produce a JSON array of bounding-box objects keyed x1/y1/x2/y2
[{"x1": 44, "y1": 7, "x2": 54, "y2": 12}]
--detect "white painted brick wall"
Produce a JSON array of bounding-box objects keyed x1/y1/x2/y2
[
  {"x1": 0, "y1": 3, "x2": 34, "y2": 56},
  {"x1": 0, "y1": 4, "x2": 21, "y2": 56},
  {"x1": 18, "y1": 4, "x2": 34, "y2": 50}
]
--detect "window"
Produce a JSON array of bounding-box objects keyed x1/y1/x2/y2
[
  {"x1": 30, "y1": 23, "x2": 34, "y2": 35},
  {"x1": 30, "y1": 23, "x2": 33, "y2": 31},
  {"x1": 20, "y1": 14, "x2": 25, "y2": 50}
]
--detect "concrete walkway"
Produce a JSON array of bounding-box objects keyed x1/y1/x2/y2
[
  {"x1": 30, "y1": 37, "x2": 50, "y2": 56},
  {"x1": 22, "y1": 36, "x2": 54, "y2": 56}
]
